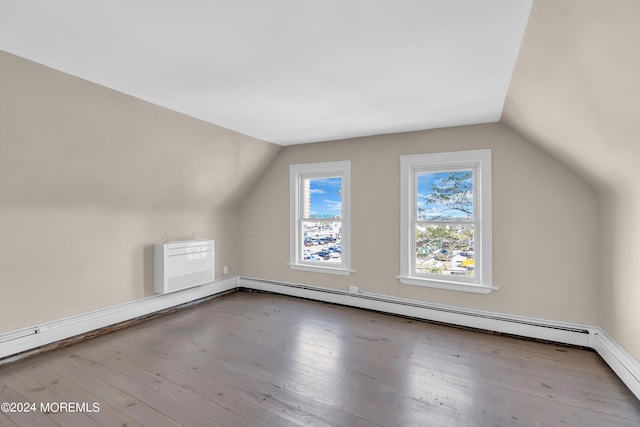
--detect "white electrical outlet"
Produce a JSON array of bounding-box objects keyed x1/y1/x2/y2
[
  {"x1": 223, "y1": 265, "x2": 229, "y2": 275},
  {"x1": 348, "y1": 285, "x2": 360, "y2": 293}
]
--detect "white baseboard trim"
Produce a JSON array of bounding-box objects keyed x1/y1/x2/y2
[
  {"x1": 2, "y1": 274, "x2": 638, "y2": 401},
  {"x1": 238, "y1": 277, "x2": 592, "y2": 345},
  {"x1": 0, "y1": 276, "x2": 238, "y2": 362},
  {"x1": 590, "y1": 328, "x2": 640, "y2": 399},
  {"x1": 238, "y1": 276, "x2": 640, "y2": 400}
]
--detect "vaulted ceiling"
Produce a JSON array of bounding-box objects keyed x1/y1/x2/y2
[
  {"x1": 0, "y1": 0, "x2": 532, "y2": 145},
  {"x1": 0, "y1": 0, "x2": 637, "y2": 188}
]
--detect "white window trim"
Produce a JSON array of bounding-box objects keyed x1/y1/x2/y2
[
  {"x1": 398, "y1": 149, "x2": 494, "y2": 294},
  {"x1": 289, "y1": 160, "x2": 353, "y2": 276}
]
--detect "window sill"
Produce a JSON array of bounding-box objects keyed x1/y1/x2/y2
[
  {"x1": 397, "y1": 276, "x2": 497, "y2": 294},
  {"x1": 289, "y1": 263, "x2": 355, "y2": 276}
]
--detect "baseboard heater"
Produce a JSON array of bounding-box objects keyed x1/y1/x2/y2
[
  {"x1": 238, "y1": 277, "x2": 590, "y2": 336},
  {"x1": 238, "y1": 277, "x2": 640, "y2": 400},
  {"x1": 154, "y1": 240, "x2": 214, "y2": 294},
  {"x1": 0, "y1": 327, "x2": 39, "y2": 344},
  {"x1": 0, "y1": 277, "x2": 238, "y2": 364}
]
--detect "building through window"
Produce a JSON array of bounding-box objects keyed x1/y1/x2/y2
[{"x1": 289, "y1": 161, "x2": 352, "y2": 275}]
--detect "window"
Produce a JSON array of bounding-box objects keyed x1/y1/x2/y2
[
  {"x1": 399, "y1": 150, "x2": 493, "y2": 293},
  {"x1": 290, "y1": 161, "x2": 352, "y2": 275}
]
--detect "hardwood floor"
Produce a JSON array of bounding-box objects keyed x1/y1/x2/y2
[{"x1": 1, "y1": 291, "x2": 639, "y2": 426}]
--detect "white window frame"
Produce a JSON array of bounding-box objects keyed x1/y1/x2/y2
[
  {"x1": 289, "y1": 160, "x2": 353, "y2": 276},
  {"x1": 398, "y1": 149, "x2": 494, "y2": 294}
]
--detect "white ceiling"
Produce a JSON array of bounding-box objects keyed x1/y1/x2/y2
[{"x1": 0, "y1": 0, "x2": 532, "y2": 145}]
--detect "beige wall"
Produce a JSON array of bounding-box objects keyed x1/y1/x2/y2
[
  {"x1": 239, "y1": 124, "x2": 601, "y2": 325},
  {"x1": 0, "y1": 51, "x2": 281, "y2": 333},
  {"x1": 502, "y1": 0, "x2": 640, "y2": 360}
]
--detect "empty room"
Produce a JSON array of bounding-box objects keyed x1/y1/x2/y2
[{"x1": 1, "y1": 0, "x2": 639, "y2": 426}]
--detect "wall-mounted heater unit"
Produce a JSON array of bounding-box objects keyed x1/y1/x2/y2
[{"x1": 154, "y1": 240, "x2": 214, "y2": 294}]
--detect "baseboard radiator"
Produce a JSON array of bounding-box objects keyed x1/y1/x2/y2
[
  {"x1": 238, "y1": 277, "x2": 590, "y2": 345},
  {"x1": 0, "y1": 276, "x2": 237, "y2": 364},
  {"x1": 1, "y1": 275, "x2": 637, "y2": 400},
  {"x1": 237, "y1": 276, "x2": 640, "y2": 400}
]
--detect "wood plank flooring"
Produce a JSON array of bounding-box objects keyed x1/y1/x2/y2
[{"x1": 1, "y1": 291, "x2": 639, "y2": 426}]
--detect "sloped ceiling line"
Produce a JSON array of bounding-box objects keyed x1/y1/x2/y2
[{"x1": 0, "y1": 0, "x2": 533, "y2": 145}]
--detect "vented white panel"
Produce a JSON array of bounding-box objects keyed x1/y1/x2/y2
[{"x1": 154, "y1": 240, "x2": 214, "y2": 294}]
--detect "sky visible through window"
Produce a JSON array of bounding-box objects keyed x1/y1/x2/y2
[
  {"x1": 307, "y1": 177, "x2": 342, "y2": 218},
  {"x1": 417, "y1": 170, "x2": 473, "y2": 220}
]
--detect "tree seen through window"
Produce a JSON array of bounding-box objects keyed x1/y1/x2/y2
[{"x1": 416, "y1": 170, "x2": 475, "y2": 277}]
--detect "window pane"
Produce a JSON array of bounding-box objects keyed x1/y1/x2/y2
[
  {"x1": 417, "y1": 171, "x2": 473, "y2": 221},
  {"x1": 415, "y1": 224, "x2": 474, "y2": 277},
  {"x1": 302, "y1": 220, "x2": 342, "y2": 264},
  {"x1": 304, "y1": 177, "x2": 342, "y2": 219}
]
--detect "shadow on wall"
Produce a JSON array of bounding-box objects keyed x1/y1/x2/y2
[{"x1": 143, "y1": 245, "x2": 154, "y2": 296}]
